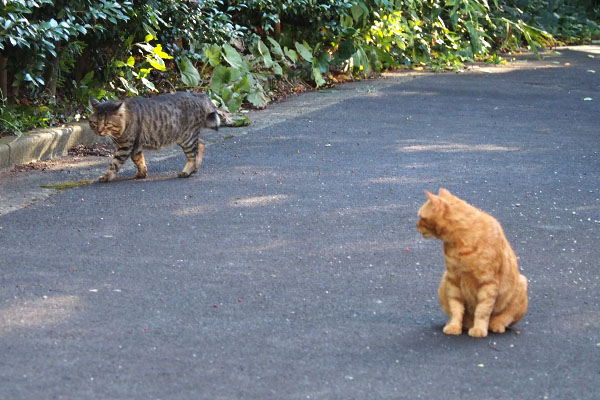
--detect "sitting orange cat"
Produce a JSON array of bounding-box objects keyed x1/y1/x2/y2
[{"x1": 417, "y1": 188, "x2": 528, "y2": 338}]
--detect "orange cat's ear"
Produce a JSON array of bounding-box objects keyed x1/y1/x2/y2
[
  {"x1": 426, "y1": 190, "x2": 440, "y2": 204},
  {"x1": 438, "y1": 188, "x2": 452, "y2": 197},
  {"x1": 426, "y1": 190, "x2": 446, "y2": 210}
]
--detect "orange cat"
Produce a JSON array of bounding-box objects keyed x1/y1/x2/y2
[{"x1": 416, "y1": 188, "x2": 528, "y2": 338}]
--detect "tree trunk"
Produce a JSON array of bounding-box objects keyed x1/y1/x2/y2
[
  {"x1": 0, "y1": 55, "x2": 7, "y2": 100},
  {"x1": 75, "y1": 48, "x2": 91, "y2": 83},
  {"x1": 46, "y1": 43, "x2": 61, "y2": 97}
]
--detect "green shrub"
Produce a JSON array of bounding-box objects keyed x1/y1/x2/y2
[{"x1": 1, "y1": 0, "x2": 598, "y2": 136}]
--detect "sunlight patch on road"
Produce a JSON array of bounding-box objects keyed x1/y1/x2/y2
[
  {"x1": 230, "y1": 194, "x2": 288, "y2": 207},
  {"x1": 0, "y1": 295, "x2": 80, "y2": 336},
  {"x1": 236, "y1": 239, "x2": 291, "y2": 253},
  {"x1": 172, "y1": 204, "x2": 218, "y2": 216},
  {"x1": 397, "y1": 143, "x2": 519, "y2": 153},
  {"x1": 366, "y1": 176, "x2": 440, "y2": 185},
  {"x1": 566, "y1": 45, "x2": 600, "y2": 56},
  {"x1": 316, "y1": 239, "x2": 411, "y2": 256}
]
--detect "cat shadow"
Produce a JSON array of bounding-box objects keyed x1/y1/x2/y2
[
  {"x1": 356, "y1": 311, "x2": 522, "y2": 358},
  {"x1": 90, "y1": 173, "x2": 179, "y2": 184}
]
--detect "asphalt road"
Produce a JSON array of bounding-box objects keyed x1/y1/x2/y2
[{"x1": 1, "y1": 47, "x2": 599, "y2": 399}]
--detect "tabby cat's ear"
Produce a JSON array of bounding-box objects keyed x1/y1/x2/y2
[{"x1": 89, "y1": 98, "x2": 100, "y2": 109}]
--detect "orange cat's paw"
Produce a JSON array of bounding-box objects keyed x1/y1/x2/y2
[
  {"x1": 489, "y1": 321, "x2": 506, "y2": 334},
  {"x1": 468, "y1": 326, "x2": 488, "y2": 338},
  {"x1": 443, "y1": 323, "x2": 462, "y2": 335}
]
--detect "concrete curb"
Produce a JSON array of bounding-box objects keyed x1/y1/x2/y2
[
  {"x1": 0, "y1": 46, "x2": 568, "y2": 173},
  {"x1": 0, "y1": 75, "x2": 413, "y2": 173},
  {"x1": 0, "y1": 122, "x2": 107, "y2": 171}
]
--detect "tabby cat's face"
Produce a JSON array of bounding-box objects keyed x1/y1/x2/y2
[{"x1": 88, "y1": 99, "x2": 127, "y2": 137}]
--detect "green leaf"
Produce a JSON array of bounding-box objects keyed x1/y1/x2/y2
[
  {"x1": 351, "y1": 3, "x2": 368, "y2": 24},
  {"x1": 210, "y1": 65, "x2": 232, "y2": 90},
  {"x1": 267, "y1": 37, "x2": 284, "y2": 58},
  {"x1": 247, "y1": 88, "x2": 268, "y2": 108},
  {"x1": 233, "y1": 76, "x2": 251, "y2": 94},
  {"x1": 142, "y1": 23, "x2": 157, "y2": 40},
  {"x1": 315, "y1": 51, "x2": 331, "y2": 71},
  {"x1": 257, "y1": 39, "x2": 273, "y2": 68},
  {"x1": 124, "y1": 35, "x2": 135, "y2": 49},
  {"x1": 364, "y1": 44, "x2": 398, "y2": 68},
  {"x1": 136, "y1": 42, "x2": 154, "y2": 54},
  {"x1": 295, "y1": 42, "x2": 313, "y2": 62},
  {"x1": 153, "y1": 44, "x2": 172, "y2": 59},
  {"x1": 230, "y1": 115, "x2": 250, "y2": 127},
  {"x1": 222, "y1": 44, "x2": 243, "y2": 69},
  {"x1": 147, "y1": 55, "x2": 166, "y2": 71},
  {"x1": 118, "y1": 76, "x2": 138, "y2": 95},
  {"x1": 312, "y1": 65, "x2": 326, "y2": 87},
  {"x1": 284, "y1": 47, "x2": 298, "y2": 63},
  {"x1": 223, "y1": 90, "x2": 243, "y2": 113},
  {"x1": 141, "y1": 77, "x2": 157, "y2": 92},
  {"x1": 81, "y1": 71, "x2": 94, "y2": 85},
  {"x1": 334, "y1": 41, "x2": 356, "y2": 64},
  {"x1": 138, "y1": 68, "x2": 152, "y2": 79},
  {"x1": 465, "y1": 21, "x2": 482, "y2": 54},
  {"x1": 177, "y1": 56, "x2": 200, "y2": 87},
  {"x1": 205, "y1": 44, "x2": 222, "y2": 66},
  {"x1": 273, "y1": 63, "x2": 283, "y2": 76},
  {"x1": 126, "y1": 56, "x2": 135, "y2": 67}
]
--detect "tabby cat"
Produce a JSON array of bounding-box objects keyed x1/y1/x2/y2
[
  {"x1": 88, "y1": 92, "x2": 220, "y2": 182},
  {"x1": 416, "y1": 188, "x2": 528, "y2": 338}
]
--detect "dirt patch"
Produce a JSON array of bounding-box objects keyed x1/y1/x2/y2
[
  {"x1": 68, "y1": 143, "x2": 114, "y2": 157},
  {"x1": 10, "y1": 143, "x2": 113, "y2": 173},
  {"x1": 10, "y1": 161, "x2": 53, "y2": 172}
]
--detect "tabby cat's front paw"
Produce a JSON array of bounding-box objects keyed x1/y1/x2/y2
[
  {"x1": 135, "y1": 171, "x2": 147, "y2": 179},
  {"x1": 443, "y1": 323, "x2": 462, "y2": 335},
  {"x1": 468, "y1": 326, "x2": 488, "y2": 338},
  {"x1": 177, "y1": 171, "x2": 191, "y2": 178},
  {"x1": 98, "y1": 170, "x2": 116, "y2": 182}
]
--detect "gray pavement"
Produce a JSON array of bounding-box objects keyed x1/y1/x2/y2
[{"x1": 0, "y1": 46, "x2": 599, "y2": 399}]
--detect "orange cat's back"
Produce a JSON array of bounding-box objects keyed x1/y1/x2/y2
[{"x1": 417, "y1": 188, "x2": 528, "y2": 337}]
